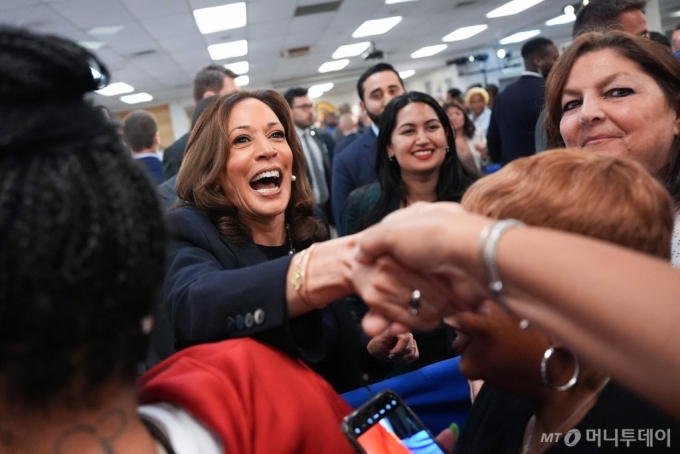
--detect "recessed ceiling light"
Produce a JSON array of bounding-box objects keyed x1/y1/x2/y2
[
  {"x1": 308, "y1": 83, "x2": 334, "y2": 99},
  {"x1": 235, "y1": 75, "x2": 249, "y2": 86},
  {"x1": 398, "y1": 70, "x2": 415, "y2": 79},
  {"x1": 78, "y1": 41, "x2": 105, "y2": 50},
  {"x1": 352, "y1": 17, "x2": 402, "y2": 38},
  {"x1": 499, "y1": 30, "x2": 541, "y2": 45},
  {"x1": 95, "y1": 82, "x2": 134, "y2": 96},
  {"x1": 193, "y1": 2, "x2": 247, "y2": 34},
  {"x1": 120, "y1": 93, "x2": 153, "y2": 104},
  {"x1": 411, "y1": 44, "x2": 447, "y2": 59},
  {"x1": 208, "y1": 40, "x2": 248, "y2": 60},
  {"x1": 224, "y1": 61, "x2": 249, "y2": 74},
  {"x1": 442, "y1": 25, "x2": 488, "y2": 42},
  {"x1": 385, "y1": 0, "x2": 417, "y2": 3},
  {"x1": 497, "y1": 49, "x2": 507, "y2": 58},
  {"x1": 332, "y1": 42, "x2": 372, "y2": 59},
  {"x1": 545, "y1": 13, "x2": 576, "y2": 26},
  {"x1": 88, "y1": 26, "x2": 124, "y2": 36},
  {"x1": 486, "y1": 0, "x2": 544, "y2": 18},
  {"x1": 319, "y1": 59, "x2": 350, "y2": 73}
]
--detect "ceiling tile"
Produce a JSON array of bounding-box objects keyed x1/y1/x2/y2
[{"x1": 50, "y1": 0, "x2": 136, "y2": 29}]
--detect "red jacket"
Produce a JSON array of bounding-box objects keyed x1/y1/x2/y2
[{"x1": 138, "y1": 338, "x2": 356, "y2": 454}]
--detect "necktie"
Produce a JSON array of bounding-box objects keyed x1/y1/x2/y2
[{"x1": 301, "y1": 131, "x2": 329, "y2": 205}]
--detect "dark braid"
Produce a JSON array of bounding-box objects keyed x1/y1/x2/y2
[{"x1": 0, "y1": 26, "x2": 166, "y2": 409}]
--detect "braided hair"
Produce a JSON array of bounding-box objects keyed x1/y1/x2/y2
[{"x1": 0, "y1": 27, "x2": 166, "y2": 409}]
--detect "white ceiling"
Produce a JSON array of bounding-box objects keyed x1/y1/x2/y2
[{"x1": 2, "y1": 0, "x2": 677, "y2": 112}]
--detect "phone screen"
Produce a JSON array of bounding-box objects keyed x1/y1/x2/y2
[{"x1": 343, "y1": 390, "x2": 446, "y2": 454}]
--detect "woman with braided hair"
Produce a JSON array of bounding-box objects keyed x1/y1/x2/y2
[{"x1": 0, "y1": 26, "x2": 362, "y2": 454}]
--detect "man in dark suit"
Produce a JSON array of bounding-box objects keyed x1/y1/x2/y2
[
  {"x1": 334, "y1": 112, "x2": 359, "y2": 155},
  {"x1": 284, "y1": 87, "x2": 334, "y2": 224},
  {"x1": 331, "y1": 63, "x2": 405, "y2": 235},
  {"x1": 487, "y1": 37, "x2": 558, "y2": 166},
  {"x1": 162, "y1": 65, "x2": 238, "y2": 181},
  {"x1": 123, "y1": 110, "x2": 163, "y2": 184}
]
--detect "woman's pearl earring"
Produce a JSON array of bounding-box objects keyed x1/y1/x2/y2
[{"x1": 292, "y1": 175, "x2": 297, "y2": 181}]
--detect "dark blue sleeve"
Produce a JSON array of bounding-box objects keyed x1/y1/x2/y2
[
  {"x1": 162, "y1": 210, "x2": 323, "y2": 360},
  {"x1": 486, "y1": 105, "x2": 502, "y2": 164}
]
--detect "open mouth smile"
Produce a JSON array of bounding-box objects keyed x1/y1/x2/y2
[{"x1": 249, "y1": 169, "x2": 283, "y2": 195}]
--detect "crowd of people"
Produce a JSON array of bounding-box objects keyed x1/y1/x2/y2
[{"x1": 2, "y1": 0, "x2": 680, "y2": 453}]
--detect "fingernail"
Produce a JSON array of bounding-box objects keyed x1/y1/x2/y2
[
  {"x1": 449, "y1": 423, "x2": 459, "y2": 439},
  {"x1": 353, "y1": 245, "x2": 361, "y2": 259},
  {"x1": 387, "y1": 354, "x2": 394, "y2": 359}
]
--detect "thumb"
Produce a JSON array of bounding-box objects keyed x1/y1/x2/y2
[{"x1": 435, "y1": 423, "x2": 458, "y2": 454}]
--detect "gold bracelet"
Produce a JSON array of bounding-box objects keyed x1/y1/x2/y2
[{"x1": 290, "y1": 244, "x2": 318, "y2": 308}]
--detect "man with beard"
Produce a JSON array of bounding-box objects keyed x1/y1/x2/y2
[
  {"x1": 332, "y1": 63, "x2": 405, "y2": 235},
  {"x1": 487, "y1": 37, "x2": 558, "y2": 165}
]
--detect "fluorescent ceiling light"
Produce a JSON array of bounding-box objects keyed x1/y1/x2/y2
[
  {"x1": 670, "y1": 9, "x2": 680, "y2": 17},
  {"x1": 120, "y1": 93, "x2": 153, "y2": 104},
  {"x1": 486, "y1": 0, "x2": 544, "y2": 18},
  {"x1": 95, "y1": 82, "x2": 134, "y2": 96},
  {"x1": 224, "y1": 61, "x2": 249, "y2": 74},
  {"x1": 332, "y1": 42, "x2": 371, "y2": 59},
  {"x1": 193, "y1": 2, "x2": 247, "y2": 34},
  {"x1": 88, "y1": 26, "x2": 124, "y2": 36},
  {"x1": 208, "y1": 40, "x2": 248, "y2": 60},
  {"x1": 78, "y1": 41, "x2": 105, "y2": 50},
  {"x1": 497, "y1": 49, "x2": 507, "y2": 58},
  {"x1": 442, "y1": 25, "x2": 488, "y2": 42},
  {"x1": 234, "y1": 75, "x2": 249, "y2": 86},
  {"x1": 546, "y1": 13, "x2": 576, "y2": 26},
  {"x1": 352, "y1": 17, "x2": 402, "y2": 38},
  {"x1": 398, "y1": 70, "x2": 415, "y2": 79},
  {"x1": 411, "y1": 44, "x2": 447, "y2": 59},
  {"x1": 318, "y1": 59, "x2": 350, "y2": 73},
  {"x1": 499, "y1": 29, "x2": 541, "y2": 45},
  {"x1": 385, "y1": 0, "x2": 417, "y2": 3},
  {"x1": 308, "y1": 83, "x2": 334, "y2": 99}
]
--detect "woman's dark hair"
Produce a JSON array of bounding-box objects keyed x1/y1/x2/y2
[
  {"x1": 176, "y1": 90, "x2": 326, "y2": 249},
  {"x1": 0, "y1": 27, "x2": 166, "y2": 408},
  {"x1": 443, "y1": 101, "x2": 476, "y2": 139},
  {"x1": 363, "y1": 92, "x2": 476, "y2": 227},
  {"x1": 545, "y1": 31, "x2": 680, "y2": 209}
]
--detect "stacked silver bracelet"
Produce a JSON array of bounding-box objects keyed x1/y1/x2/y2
[{"x1": 477, "y1": 219, "x2": 526, "y2": 312}]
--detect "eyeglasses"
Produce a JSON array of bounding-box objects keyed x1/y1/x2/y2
[{"x1": 292, "y1": 103, "x2": 315, "y2": 110}]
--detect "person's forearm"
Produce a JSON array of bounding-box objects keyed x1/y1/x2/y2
[
  {"x1": 495, "y1": 228, "x2": 680, "y2": 420},
  {"x1": 286, "y1": 236, "x2": 357, "y2": 317}
]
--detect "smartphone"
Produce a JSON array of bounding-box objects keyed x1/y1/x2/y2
[{"x1": 341, "y1": 389, "x2": 447, "y2": 454}]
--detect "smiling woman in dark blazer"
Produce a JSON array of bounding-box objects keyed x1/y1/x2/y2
[{"x1": 162, "y1": 90, "x2": 417, "y2": 392}]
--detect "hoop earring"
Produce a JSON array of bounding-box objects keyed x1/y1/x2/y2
[{"x1": 541, "y1": 345, "x2": 580, "y2": 391}]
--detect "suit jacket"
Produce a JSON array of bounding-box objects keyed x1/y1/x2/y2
[
  {"x1": 487, "y1": 74, "x2": 545, "y2": 165},
  {"x1": 302, "y1": 127, "x2": 334, "y2": 224},
  {"x1": 162, "y1": 132, "x2": 189, "y2": 182},
  {"x1": 331, "y1": 128, "x2": 378, "y2": 235},
  {"x1": 334, "y1": 132, "x2": 359, "y2": 156},
  {"x1": 160, "y1": 206, "x2": 366, "y2": 392},
  {"x1": 135, "y1": 155, "x2": 163, "y2": 185},
  {"x1": 156, "y1": 175, "x2": 178, "y2": 212}
]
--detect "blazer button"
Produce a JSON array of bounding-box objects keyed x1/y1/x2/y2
[
  {"x1": 226, "y1": 316, "x2": 235, "y2": 332},
  {"x1": 236, "y1": 314, "x2": 245, "y2": 330},
  {"x1": 244, "y1": 312, "x2": 254, "y2": 329},
  {"x1": 253, "y1": 309, "x2": 265, "y2": 325}
]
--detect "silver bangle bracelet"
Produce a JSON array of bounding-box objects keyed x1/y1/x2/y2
[{"x1": 477, "y1": 219, "x2": 526, "y2": 311}]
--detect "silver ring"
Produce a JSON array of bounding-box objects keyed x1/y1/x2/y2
[
  {"x1": 411, "y1": 343, "x2": 416, "y2": 350},
  {"x1": 409, "y1": 289, "x2": 421, "y2": 315}
]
